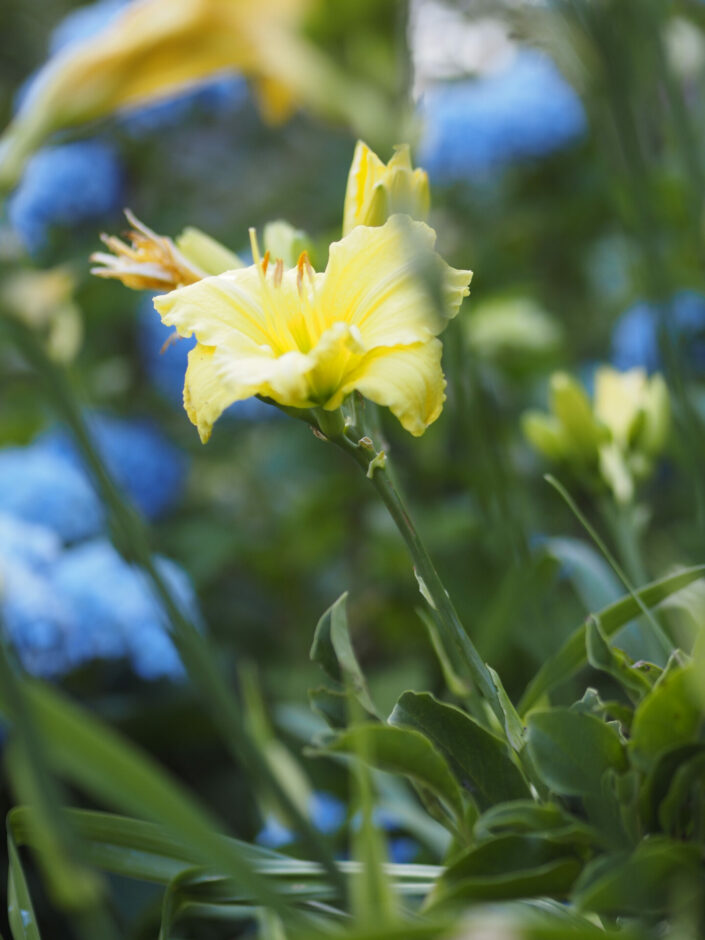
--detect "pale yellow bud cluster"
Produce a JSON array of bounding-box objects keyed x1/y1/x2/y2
[{"x1": 523, "y1": 367, "x2": 670, "y2": 504}]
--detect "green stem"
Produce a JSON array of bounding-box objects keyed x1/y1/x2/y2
[
  {"x1": 3, "y1": 316, "x2": 344, "y2": 898},
  {"x1": 328, "y1": 430, "x2": 505, "y2": 729}
]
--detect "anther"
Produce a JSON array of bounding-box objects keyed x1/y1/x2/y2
[
  {"x1": 261, "y1": 250, "x2": 270, "y2": 275},
  {"x1": 273, "y1": 258, "x2": 284, "y2": 288}
]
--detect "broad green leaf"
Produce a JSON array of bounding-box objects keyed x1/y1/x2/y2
[
  {"x1": 585, "y1": 620, "x2": 653, "y2": 700},
  {"x1": 519, "y1": 565, "x2": 705, "y2": 713},
  {"x1": 310, "y1": 593, "x2": 379, "y2": 718},
  {"x1": 526, "y1": 709, "x2": 627, "y2": 796},
  {"x1": 630, "y1": 664, "x2": 703, "y2": 769},
  {"x1": 573, "y1": 838, "x2": 703, "y2": 915},
  {"x1": 311, "y1": 723, "x2": 464, "y2": 826},
  {"x1": 7, "y1": 836, "x2": 41, "y2": 940},
  {"x1": 389, "y1": 692, "x2": 529, "y2": 810},
  {"x1": 0, "y1": 682, "x2": 293, "y2": 917}
]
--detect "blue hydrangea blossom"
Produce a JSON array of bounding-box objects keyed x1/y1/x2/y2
[
  {"x1": 8, "y1": 141, "x2": 124, "y2": 254},
  {"x1": 38, "y1": 412, "x2": 188, "y2": 520},
  {"x1": 0, "y1": 445, "x2": 104, "y2": 542},
  {"x1": 418, "y1": 50, "x2": 587, "y2": 183}
]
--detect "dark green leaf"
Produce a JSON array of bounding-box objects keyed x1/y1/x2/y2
[
  {"x1": 526, "y1": 709, "x2": 627, "y2": 796},
  {"x1": 474, "y1": 801, "x2": 598, "y2": 846},
  {"x1": 640, "y1": 743, "x2": 705, "y2": 831},
  {"x1": 389, "y1": 692, "x2": 529, "y2": 810},
  {"x1": 430, "y1": 857, "x2": 581, "y2": 907},
  {"x1": 519, "y1": 566, "x2": 705, "y2": 713},
  {"x1": 573, "y1": 838, "x2": 703, "y2": 915}
]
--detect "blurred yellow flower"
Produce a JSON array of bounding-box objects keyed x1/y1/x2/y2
[
  {"x1": 0, "y1": 0, "x2": 312, "y2": 187},
  {"x1": 1, "y1": 266, "x2": 82, "y2": 362},
  {"x1": 342, "y1": 141, "x2": 430, "y2": 235},
  {"x1": 154, "y1": 216, "x2": 472, "y2": 442}
]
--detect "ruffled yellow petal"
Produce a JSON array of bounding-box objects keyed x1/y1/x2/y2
[
  {"x1": 332, "y1": 339, "x2": 446, "y2": 437},
  {"x1": 321, "y1": 216, "x2": 472, "y2": 349},
  {"x1": 184, "y1": 343, "x2": 239, "y2": 443},
  {"x1": 154, "y1": 267, "x2": 273, "y2": 349}
]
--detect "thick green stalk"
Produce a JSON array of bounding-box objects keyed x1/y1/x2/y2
[{"x1": 3, "y1": 316, "x2": 344, "y2": 897}]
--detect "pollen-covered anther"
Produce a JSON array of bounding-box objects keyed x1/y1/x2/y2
[{"x1": 261, "y1": 250, "x2": 271, "y2": 276}]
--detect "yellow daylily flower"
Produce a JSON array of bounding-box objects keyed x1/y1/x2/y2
[
  {"x1": 153, "y1": 216, "x2": 472, "y2": 442},
  {"x1": 0, "y1": 0, "x2": 312, "y2": 188},
  {"x1": 342, "y1": 141, "x2": 430, "y2": 236}
]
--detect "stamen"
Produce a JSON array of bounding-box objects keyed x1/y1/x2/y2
[
  {"x1": 248, "y1": 227, "x2": 262, "y2": 268},
  {"x1": 160, "y1": 330, "x2": 181, "y2": 354},
  {"x1": 296, "y1": 252, "x2": 306, "y2": 296},
  {"x1": 261, "y1": 250, "x2": 270, "y2": 276},
  {"x1": 273, "y1": 258, "x2": 284, "y2": 288}
]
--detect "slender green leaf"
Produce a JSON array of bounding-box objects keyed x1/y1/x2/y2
[
  {"x1": 526, "y1": 709, "x2": 627, "y2": 796},
  {"x1": 310, "y1": 593, "x2": 379, "y2": 718},
  {"x1": 7, "y1": 835, "x2": 41, "y2": 940},
  {"x1": 389, "y1": 692, "x2": 529, "y2": 809},
  {"x1": 0, "y1": 682, "x2": 295, "y2": 918},
  {"x1": 519, "y1": 566, "x2": 705, "y2": 713},
  {"x1": 585, "y1": 619, "x2": 653, "y2": 699}
]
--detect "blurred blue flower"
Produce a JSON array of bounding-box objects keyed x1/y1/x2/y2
[
  {"x1": 1, "y1": 555, "x2": 78, "y2": 679},
  {"x1": 309, "y1": 791, "x2": 346, "y2": 834},
  {"x1": 138, "y1": 299, "x2": 273, "y2": 421},
  {"x1": 50, "y1": 538, "x2": 194, "y2": 679},
  {"x1": 611, "y1": 290, "x2": 705, "y2": 373},
  {"x1": 8, "y1": 141, "x2": 124, "y2": 254},
  {"x1": 418, "y1": 50, "x2": 587, "y2": 183},
  {"x1": 49, "y1": 0, "x2": 129, "y2": 53},
  {"x1": 0, "y1": 445, "x2": 104, "y2": 542},
  {"x1": 388, "y1": 837, "x2": 419, "y2": 864},
  {"x1": 256, "y1": 815, "x2": 295, "y2": 849},
  {"x1": 38, "y1": 413, "x2": 188, "y2": 520},
  {"x1": 0, "y1": 512, "x2": 61, "y2": 571},
  {"x1": 256, "y1": 791, "x2": 346, "y2": 848}
]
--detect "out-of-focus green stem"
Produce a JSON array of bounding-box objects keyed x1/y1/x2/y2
[{"x1": 3, "y1": 315, "x2": 345, "y2": 897}]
